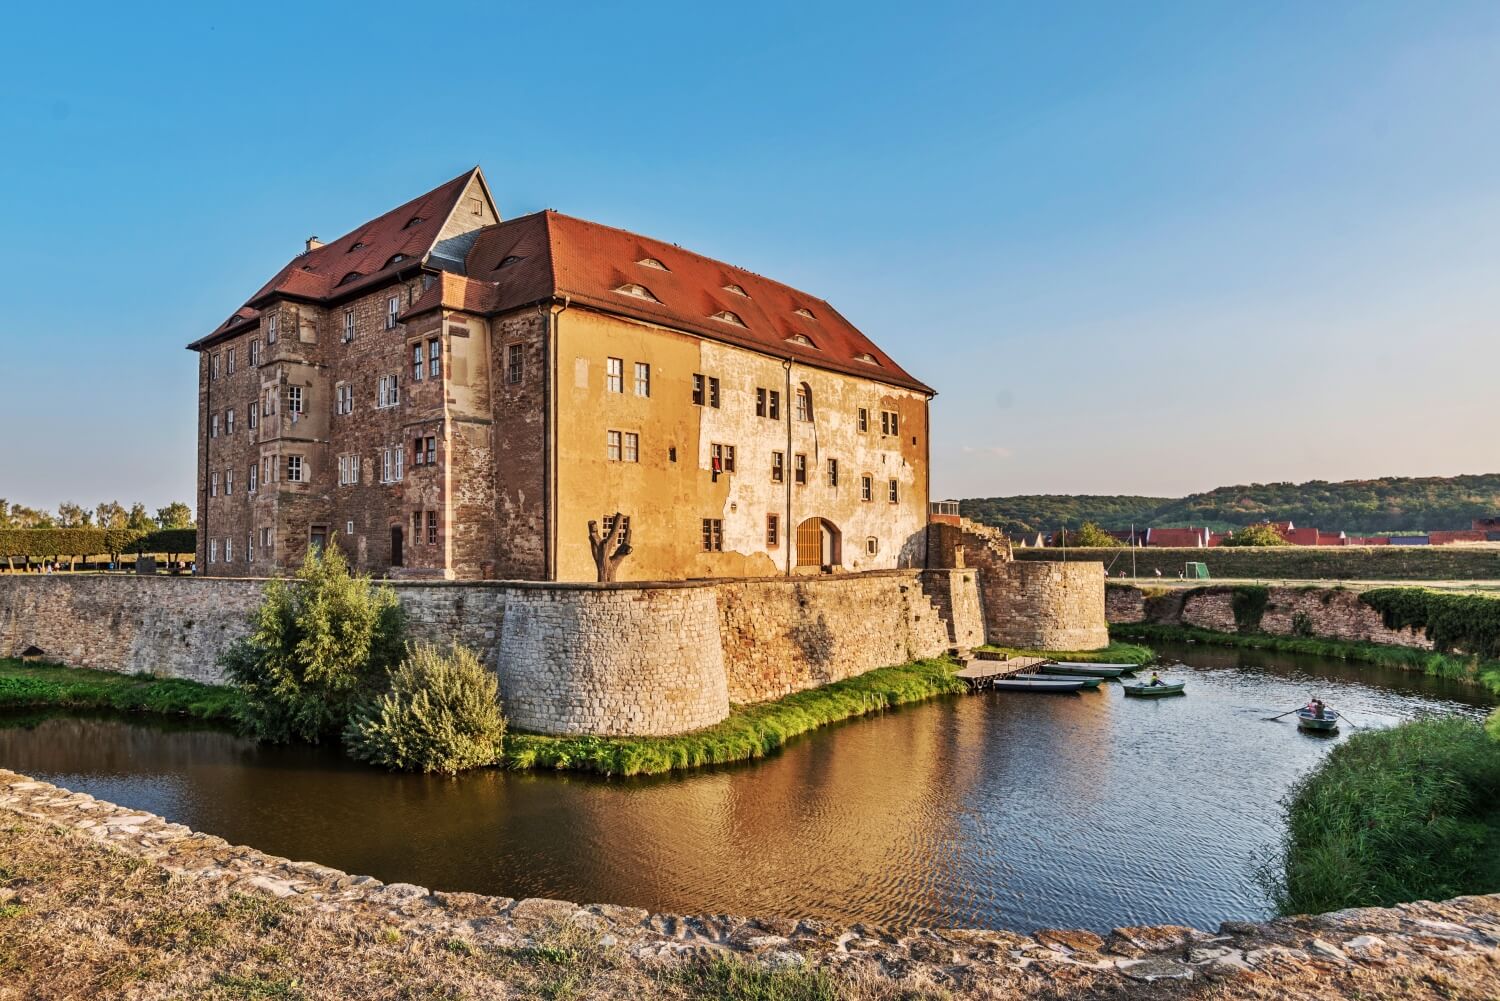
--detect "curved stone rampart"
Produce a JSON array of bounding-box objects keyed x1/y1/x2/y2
[
  {"x1": 3, "y1": 770, "x2": 1496, "y2": 998},
  {"x1": 984, "y1": 561, "x2": 1110, "y2": 650}
]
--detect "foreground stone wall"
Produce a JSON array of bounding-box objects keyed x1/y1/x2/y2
[
  {"x1": 1106, "y1": 583, "x2": 1435, "y2": 649},
  {"x1": 0, "y1": 570, "x2": 985, "y2": 735},
  {"x1": 6, "y1": 770, "x2": 1498, "y2": 998}
]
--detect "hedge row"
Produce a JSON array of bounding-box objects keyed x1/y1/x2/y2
[
  {"x1": 0, "y1": 527, "x2": 196, "y2": 559},
  {"x1": 1017, "y1": 545, "x2": 1500, "y2": 581},
  {"x1": 1360, "y1": 588, "x2": 1500, "y2": 661}
]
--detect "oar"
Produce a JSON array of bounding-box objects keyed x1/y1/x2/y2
[{"x1": 1263, "y1": 706, "x2": 1302, "y2": 722}]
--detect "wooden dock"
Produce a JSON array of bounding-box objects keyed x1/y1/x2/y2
[{"x1": 953, "y1": 654, "x2": 1050, "y2": 691}]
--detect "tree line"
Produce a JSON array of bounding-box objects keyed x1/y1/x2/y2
[{"x1": 0, "y1": 499, "x2": 193, "y2": 532}]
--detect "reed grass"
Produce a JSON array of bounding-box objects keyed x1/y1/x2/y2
[{"x1": 0, "y1": 659, "x2": 241, "y2": 721}]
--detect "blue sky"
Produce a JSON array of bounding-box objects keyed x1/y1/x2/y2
[{"x1": 2, "y1": 1, "x2": 1498, "y2": 513}]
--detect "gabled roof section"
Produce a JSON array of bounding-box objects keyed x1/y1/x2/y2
[
  {"x1": 457, "y1": 210, "x2": 932, "y2": 395},
  {"x1": 189, "y1": 168, "x2": 491, "y2": 350}
]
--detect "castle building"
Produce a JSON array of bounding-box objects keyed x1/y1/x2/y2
[{"x1": 188, "y1": 168, "x2": 934, "y2": 581}]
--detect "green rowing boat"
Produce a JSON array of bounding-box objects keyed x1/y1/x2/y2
[
  {"x1": 1122, "y1": 682, "x2": 1186, "y2": 697},
  {"x1": 1040, "y1": 663, "x2": 1132, "y2": 678}
]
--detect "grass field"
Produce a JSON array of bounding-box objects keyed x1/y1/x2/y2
[{"x1": 0, "y1": 659, "x2": 241, "y2": 721}]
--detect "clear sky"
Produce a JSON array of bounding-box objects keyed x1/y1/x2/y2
[{"x1": 2, "y1": 1, "x2": 1497, "y2": 514}]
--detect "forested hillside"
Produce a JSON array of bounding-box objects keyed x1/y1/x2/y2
[{"x1": 959, "y1": 474, "x2": 1500, "y2": 537}]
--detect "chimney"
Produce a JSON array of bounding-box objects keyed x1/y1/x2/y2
[{"x1": 305, "y1": 236, "x2": 323, "y2": 252}]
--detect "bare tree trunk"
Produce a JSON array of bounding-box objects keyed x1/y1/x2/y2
[{"x1": 587, "y1": 513, "x2": 633, "y2": 582}]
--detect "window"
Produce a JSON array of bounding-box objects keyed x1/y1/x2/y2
[
  {"x1": 225, "y1": 537, "x2": 233, "y2": 562},
  {"x1": 428, "y1": 338, "x2": 441, "y2": 378},
  {"x1": 827, "y1": 458, "x2": 838, "y2": 487},
  {"x1": 227, "y1": 347, "x2": 236, "y2": 375},
  {"x1": 225, "y1": 468, "x2": 234, "y2": 495},
  {"x1": 248, "y1": 402, "x2": 258, "y2": 430},
  {"x1": 336, "y1": 384, "x2": 353, "y2": 415},
  {"x1": 606, "y1": 356, "x2": 624, "y2": 393},
  {"x1": 638, "y1": 257, "x2": 670, "y2": 271},
  {"x1": 412, "y1": 511, "x2": 422, "y2": 542},
  {"x1": 866, "y1": 537, "x2": 879, "y2": 555},
  {"x1": 211, "y1": 353, "x2": 221, "y2": 380},
  {"x1": 507, "y1": 343, "x2": 524, "y2": 384},
  {"x1": 343, "y1": 309, "x2": 355, "y2": 343},
  {"x1": 691, "y1": 374, "x2": 719, "y2": 407},
  {"x1": 267, "y1": 315, "x2": 278, "y2": 343},
  {"x1": 346, "y1": 520, "x2": 355, "y2": 535},
  {"x1": 222, "y1": 408, "x2": 233, "y2": 434},
  {"x1": 861, "y1": 475, "x2": 873, "y2": 502},
  {"x1": 881, "y1": 410, "x2": 899, "y2": 436},
  {"x1": 710, "y1": 310, "x2": 745, "y2": 326},
  {"x1": 607, "y1": 430, "x2": 639, "y2": 462},
  {"x1": 771, "y1": 451, "x2": 784, "y2": 483},
  {"x1": 210, "y1": 472, "x2": 219, "y2": 497},
  {"x1": 211, "y1": 413, "x2": 220, "y2": 438},
  {"x1": 386, "y1": 296, "x2": 400, "y2": 330},
  {"x1": 708, "y1": 377, "x2": 720, "y2": 408},
  {"x1": 711, "y1": 443, "x2": 735, "y2": 474},
  {"x1": 634, "y1": 362, "x2": 650, "y2": 397},
  {"x1": 692, "y1": 373, "x2": 704, "y2": 406},
  {"x1": 607, "y1": 430, "x2": 621, "y2": 462},
  {"x1": 247, "y1": 534, "x2": 254, "y2": 563},
  {"x1": 757, "y1": 387, "x2": 783, "y2": 419},
  {"x1": 855, "y1": 352, "x2": 880, "y2": 366},
  {"x1": 265, "y1": 386, "x2": 277, "y2": 416},
  {"x1": 767, "y1": 514, "x2": 779, "y2": 547},
  {"x1": 889, "y1": 478, "x2": 899, "y2": 503},
  {"x1": 377, "y1": 375, "x2": 400, "y2": 408},
  {"x1": 286, "y1": 386, "x2": 304, "y2": 416},
  {"x1": 724, "y1": 283, "x2": 749, "y2": 297},
  {"x1": 701, "y1": 518, "x2": 723, "y2": 552},
  {"x1": 786, "y1": 333, "x2": 814, "y2": 347},
  {"x1": 857, "y1": 407, "x2": 869, "y2": 433},
  {"x1": 426, "y1": 510, "x2": 437, "y2": 546},
  {"x1": 338, "y1": 454, "x2": 358, "y2": 486},
  {"x1": 260, "y1": 526, "x2": 273, "y2": 552},
  {"x1": 623, "y1": 432, "x2": 639, "y2": 463},
  {"x1": 613, "y1": 283, "x2": 660, "y2": 301},
  {"x1": 209, "y1": 538, "x2": 219, "y2": 563},
  {"x1": 412, "y1": 342, "x2": 424, "y2": 381},
  {"x1": 286, "y1": 455, "x2": 304, "y2": 483},
  {"x1": 413, "y1": 435, "x2": 435, "y2": 466},
  {"x1": 794, "y1": 307, "x2": 815, "y2": 319},
  {"x1": 795, "y1": 385, "x2": 812, "y2": 422},
  {"x1": 249, "y1": 338, "x2": 261, "y2": 366},
  {"x1": 794, "y1": 453, "x2": 807, "y2": 485},
  {"x1": 381, "y1": 445, "x2": 404, "y2": 483},
  {"x1": 248, "y1": 463, "x2": 257, "y2": 493},
  {"x1": 263, "y1": 456, "x2": 271, "y2": 485}
]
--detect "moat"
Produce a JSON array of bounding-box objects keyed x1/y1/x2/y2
[{"x1": 0, "y1": 642, "x2": 1490, "y2": 933}]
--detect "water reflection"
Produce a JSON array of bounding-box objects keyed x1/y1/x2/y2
[{"x1": 1, "y1": 642, "x2": 1489, "y2": 932}]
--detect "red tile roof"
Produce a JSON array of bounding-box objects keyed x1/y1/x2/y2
[
  {"x1": 409, "y1": 210, "x2": 932, "y2": 394},
  {"x1": 188, "y1": 169, "x2": 481, "y2": 349},
  {"x1": 1145, "y1": 527, "x2": 1206, "y2": 547}
]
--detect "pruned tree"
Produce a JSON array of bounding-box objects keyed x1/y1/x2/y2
[{"x1": 587, "y1": 513, "x2": 633, "y2": 582}]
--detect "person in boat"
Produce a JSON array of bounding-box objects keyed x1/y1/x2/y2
[
  {"x1": 1148, "y1": 671, "x2": 1166, "y2": 687},
  {"x1": 1305, "y1": 697, "x2": 1326, "y2": 719}
]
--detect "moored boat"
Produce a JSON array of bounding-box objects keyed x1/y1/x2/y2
[
  {"x1": 990, "y1": 677, "x2": 1090, "y2": 693},
  {"x1": 1040, "y1": 663, "x2": 1133, "y2": 678},
  {"x1": 1121, "y1": 681, "x2": 1186, "y2": 697},
  {"x1": 1012, "y1": 673, "x2": 1102, "y2": 689},
  {"x1": 1296, "y1": 708, "x2": 1340, "y2": 731}
]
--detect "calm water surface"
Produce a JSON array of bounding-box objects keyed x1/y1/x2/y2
[{"x1": 1, "y1": 642, "x2": 1490, "y2": 933}]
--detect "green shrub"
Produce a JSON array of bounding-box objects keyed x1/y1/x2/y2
[
  {"x1": 1269, "y1": 718, "x2": 1500, "y2": 915},
  {"x1": 222, "y1": 547, "x2": 404, "y2": 743},
  {"x1": 1230, "y1": 584, "x2": 1270, "y2": 632},
  {"x1": 343, "y1": 643, "x2": 506, "y2": 774},
  {"x1": 1360, "y1": 588, "x2": 1500, "y2": 661},
  {"x1": 1219, "y1": 523, "x2": 1291, "y2": 547}
]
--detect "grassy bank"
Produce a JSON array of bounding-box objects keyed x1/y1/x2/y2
[
  {"x1": 1270, "y1": 717, "x2": 1500, "y2": 915},
  {"x1": 978, "y1": 640, "x2": 1154, "y2": 666},
  {"x1": 506, "y1": 657, "x2": 967, "y2": 776},
  {"x1": 0, "y1": 659, "x2": 242, "y2": 722}
]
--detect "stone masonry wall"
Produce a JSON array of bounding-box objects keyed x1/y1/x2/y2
[
  {"x1": 986, "y1": 562, "x2": 1110, "y2": 650},
  {"x1": 0, "y1": 570, "x2": 984, "y2": 736},
  {"x1": 1105, "y1": 583, "x2": 1436, "y2": 649}
]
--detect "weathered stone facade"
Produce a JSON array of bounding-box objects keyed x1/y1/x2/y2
[
  {"x1": 1105, "y1": 584, "x2": 1436, "y2": 649},
  {"x1": 7, "y1": 770, "x2": 1499, "y2": 998}
]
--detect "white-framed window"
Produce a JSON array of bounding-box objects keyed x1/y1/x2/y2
[
  {"x1": 888, "y1": 478, "x2": 899, "y2": 503},
  {"x1": 249, "y1": 338, "x2": 261, "y2": 366},
  {"x1": 606, "y1": 356, "x2": 624, "y2": 393},
  {"x1": 211, "y1": 353, "x2": 221, "y2": 380},
  {"x1": 262, "y1": 455, "x2": 271, "y2": 485},
  {"x1": 634, "y1": 362, "x2": 650, "y2": 397},
  {"x1": 386, "y1": 296, "x2": 399, "y2": 330},
  {"x1": 267, "y1": 314, "x2": 279, "y2": 344},
  {"x1": 248, "y1": 463, "x2": 258, "y2": 494},
  {"x1": 209, "y1": 538, "x2": 219, "y2": 563},
  {"x1": 428, "y1": 338, "x2": 441, "y2": 378},
  {"x1": 343, "y1": 309, "x2": 356, "y2": 343},
  {"x1": 248, "y1": 402, "x2": 258, "y2": 430},
  {"x1": 756, "y1": 388, "x2": 781, "y2": 420},
  {"x1": 260, "y1": 527, "x2": 273, "y2": 552},
  {"x1": 225, "y1": 468, "x2": 234, "y2": 495},
  {"x1": 210, "y1": 472, "x2": 219, "y2": 497},
  {"x1": 692, "y1": 374, "x2": 720, "y2": 408},
  {"x1": 412, "y1": 342, "x2": 424, "y2": 381},
  {"x1": 227, "y1": 347, "x2": 236, "y2": 375},
  {"x1": 861, "y1": 475, "x2": 873, "y2": 502},
  {"x1": 794, "y1": 453, "x2": 807, "y2": 485},
  {"x1": 827, "y1": 458, "x2": 838, "y2": 487},
  {"x1": 426, "y1": 510, "x2": 437, "y2": 545},
  {"x1": 226, "y1": 408, "x2": 236, "y2": 435},
  {"x1": 380, "y1": 445, "x2": 404, "y2": 483},
  {"x1": 623, "y1": 432, "x2": 639, "y2": 463},
  {"x1": 701, "y1": 518, "x2": 724, "y2": 552},
  {"x1": 336, "y1": 383, "x2": 353, "y2": 415},
  {"x1": 857, "y1": 407, "x2": 869, "y2": 433},
  {"x1": 338, "y1": 454, "x2": 358, "y2": 486},
  {"x1": 286, "y1": 386, "x2": 304, "y2": 415},
  {"x1": 795, "y1": 386, "x2": 812, "y2": 422},
  {"x1": 211, "y1": 413, "x2": 220, "y2": 438},
  {"x1": 607, "y1": 430, "x2": 621, "y2": 461},
  {"x1": 881, "y1": 410, "x2": 899, "y2": 436},
  {"x1": 767, "y1": 514, "x2": 779, "y2": 548},
  {"x1": 866, "y1": 537, "x2": 879, "y2": 556},
  {"x1": 247, "y1": 534, "x2": 255, "y2": 563},
  {"x1": 346, "y1": 520, "x2": 355, "y2": 535},
  {"x1": 711, "y1": 442, "x2": 735, "y2": 473},
  {"x1": 771, "y1": 451, "x2": 784, "y2": 483},
  {"x1": 225, "y1": 537, "x2": 234, "y2": 562},
  {"x1": 286, "y1": 455, "x2": 305, "y2": 482},
  {"x1": 507, "y1": 343, "x2": 523, "y2": 384},
  {"x1": 377, "y1": 374, "x2": 400, "y2": 408}
]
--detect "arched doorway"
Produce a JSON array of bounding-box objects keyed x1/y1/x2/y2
[{"x1": 795, "y1": 517, "x2": 841, "y2": 569}]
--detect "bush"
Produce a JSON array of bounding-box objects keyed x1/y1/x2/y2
[
  {"x1": 1361, "y1": 588, "x2": 1500, "y2": 661},
  {"x1": 222, "y1": 547, "x2": 404, "y2": 743},
  {"x1": 1219, "y1": 523, "x2": 1291, "y2": 547},
  {"x1": 1268, "y1": 717, "x2": 1500, "y2": 915},
  {"x1": 1063, "y1": 521, "x2": 1123, "y2": 547},
  {"x1": 343, "y1": 643, "x2": 506, "y2": 774}
]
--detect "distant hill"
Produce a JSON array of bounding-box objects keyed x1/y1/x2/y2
[{"x1": 958, "y1": 474, "x2": 1500, "y2": 537}]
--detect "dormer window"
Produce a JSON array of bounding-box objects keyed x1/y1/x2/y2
[
  {"x1": 349, "y1": 242, "x2": 366, "y2": 251},
  {"x1": 404, "y1": 216, "x2": 424, "y2": 229},
  {"x1": 385, "y1": 254, "x2": 406, "y2": 267},
  {"x1": 854, "y1": 352, "x2": 880, "y2": 365},
  {"x1": 723, "y1": 283, "x2": 750, "y2": 297},
  {"x1": 637, "y1": 257, "x2": 670, "y2": 271},
  {"x1": 794, "y1": 307, "x2": 816, "y2": 319},
  {"x1": 786, "y1": 333, "x2": 816, "y2": 347},
  {"x1": 337, "y1": 271, "x2": 362, "y2": 287},
  {"x1": 496, "y1": 255, "x2": 524, "y2": 269},
  {"x1": 614, "y1": 283, "x2": 661, "y2": 302},
  {"x1": 710, "y1": 310, "x2": 745, "y2": 327}
]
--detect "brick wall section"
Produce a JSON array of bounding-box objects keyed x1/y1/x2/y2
[
  {"x1": 1105, "y1": 583, "x2": 1435, "y2": 649},
  {"x1": 0, "y1": 570, "x2": 984, "y2": 736}
]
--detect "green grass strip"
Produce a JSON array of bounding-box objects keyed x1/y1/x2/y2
[
  {"x1": 504, "y1": 657, "x2": 968, "y2": 777},
  {"x1": 0, "y1": 659, "x2": 243, "y2": 722},
  {"x1": 978, "y1": 640, "x2": 1154, "y2": 666}
]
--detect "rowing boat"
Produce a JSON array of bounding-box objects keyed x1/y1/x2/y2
[
  {"x1": 1296, "y1": 709, "x2": 1340, "y2": 732},
  {"x1": 1040, "y1": 663, "x2": 1133, "y2": 678},
  {"x1": 1052, "y1": 662, "x2": 1138, "y2": 670},
  {"x1": 990, "y1": 677, "x2": 1090, "y2": 692},
  {"x1": 1121, "y1": 682, "x2": 1186, "y2": 697},
  {"x1": 1011, "y1": 673, "x2": 1101, "y2": 689}
]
